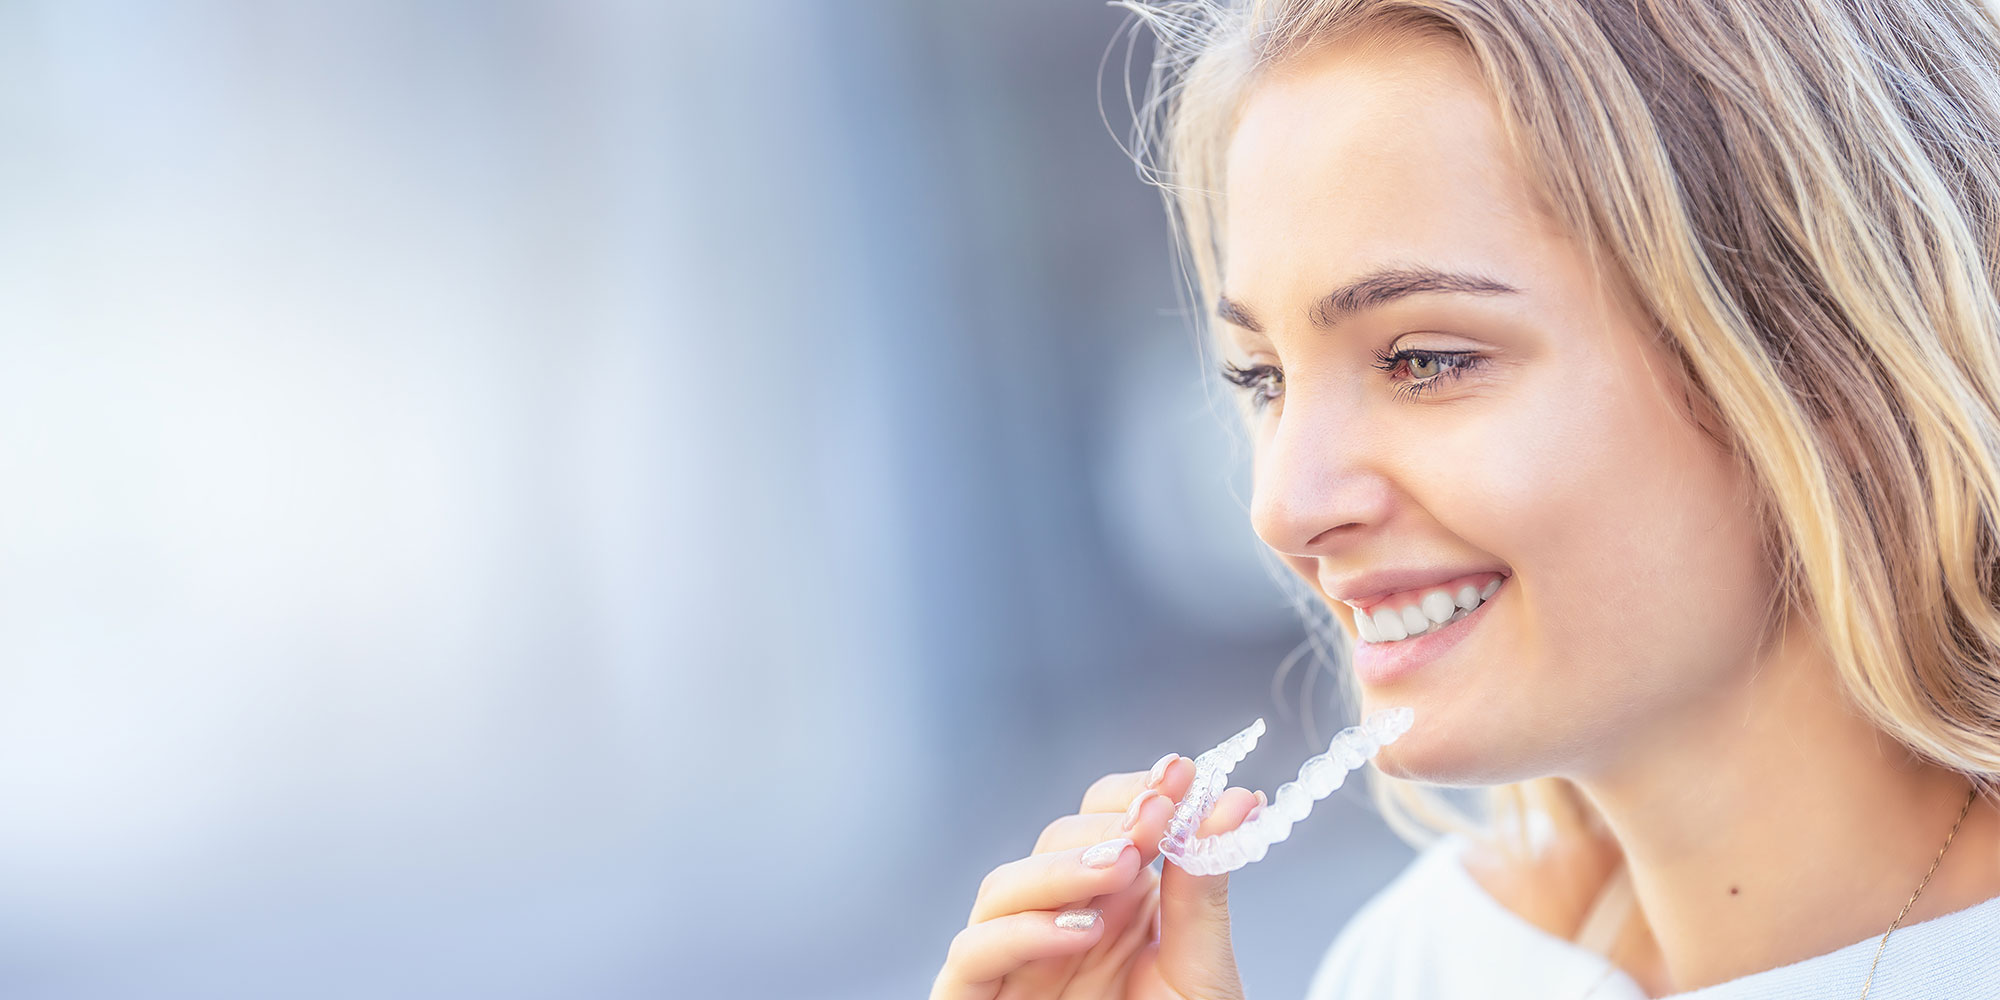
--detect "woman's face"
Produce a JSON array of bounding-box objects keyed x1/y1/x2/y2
[{"x1": 1221, "y1": 33, "x2": 1774, "y2": 785}]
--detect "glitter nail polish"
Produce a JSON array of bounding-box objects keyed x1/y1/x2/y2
[{"x1": 1081, "y1": 837, "x2": 1131, "y2": 868}]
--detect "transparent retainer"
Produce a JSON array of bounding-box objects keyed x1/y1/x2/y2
[{"x1": 1157, "y1": 707, "x2": 1415, "y2": 877}]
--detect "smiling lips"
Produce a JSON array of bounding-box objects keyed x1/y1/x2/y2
[{"x1": 1344, "y1": 571, "x2": 1506, "y2": 643}]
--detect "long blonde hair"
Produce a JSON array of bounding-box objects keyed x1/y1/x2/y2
[{"x1": 1111, "y1": 0, "x2": 2000, "y2": 903}]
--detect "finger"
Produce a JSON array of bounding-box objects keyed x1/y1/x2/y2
[
  {"x1": 1063, "y1": 849, "x2": 1157, "y2": 972},
  {"x1": 1079, "y1": 753, "x2": 1193, "y2": 814},
  {"x1": 969, "y1": 837, "x2": 1142, "y2": 925},
  {"x1": 1095, "y1": 870, "x2": 1163, "y2": 972},
  {"x1": 1092, "y1": 857, "x2": 1159, "y2": 926},
  {"x1": 1033, "y1": 788, "x2": 1178, "y2": 858},
  {"x1": 1061, "y1": 871, "x2": 1162, "y2": 996},
  {"x1": 983, "y1": 881, "x2": 1153, "y2": 1000},
  {"x1": 932, "y1": 909, "x2": 1108, "y2": 1000},
  {"x1": 1193, "y1": 786, "x2": 1261, "y2": 838},
  {"x1": 1152, "y1": 786, "x2": 1258, "y2": 997}
]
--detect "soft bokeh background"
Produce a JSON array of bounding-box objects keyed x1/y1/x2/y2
[{"x1": 0, "y1": 2, "x2": 1419, "y2": 997}]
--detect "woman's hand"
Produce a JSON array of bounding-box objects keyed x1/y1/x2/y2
[{"x1": 931, "y1": 753, "x2": 1260, "y2": 1000}]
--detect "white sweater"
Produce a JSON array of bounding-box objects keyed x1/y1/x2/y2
[{"x1": 1304, "y1": 831, "x2": 2000, "y2": 999}]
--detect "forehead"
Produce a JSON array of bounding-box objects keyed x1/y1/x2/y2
[{"x1": 1221, "y1": 34, "x2": 1558, "y2": 314}]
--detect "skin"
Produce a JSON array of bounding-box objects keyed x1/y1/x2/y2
[
  {"x1": 1219, "y1": 28, "x2": 2000, "y2": 996},
  {"x1": 931, "y1": 754, "x2": 1265, "y2": 1000}
]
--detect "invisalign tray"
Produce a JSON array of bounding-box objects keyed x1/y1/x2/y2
[{"x1": 1157, "y1": 707, "x2": 1414, "y2": 876}]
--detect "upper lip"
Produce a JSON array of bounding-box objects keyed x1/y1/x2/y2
[{"x1": 1323, "y1": 566, "x2": 1511, "y2": 611}]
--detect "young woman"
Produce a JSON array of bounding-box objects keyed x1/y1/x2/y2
[{"x1": 931, "y1": 2, "x2": 2000, "y2": 997}]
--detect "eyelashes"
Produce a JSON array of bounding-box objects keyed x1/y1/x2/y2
[
  {"x1": 1216, "y1": 360, "x2": 1286, "y2": 410},
  {"x1": 1217, "y1": 347, "x2": 1487, "y2": 413}
]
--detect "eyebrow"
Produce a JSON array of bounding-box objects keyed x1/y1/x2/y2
[{"x1": 1214, "y1": 264, "x2": 1523, "y2": 334}]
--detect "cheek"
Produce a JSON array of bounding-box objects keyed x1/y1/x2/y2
[
  {"x1": 1482, "y1": 350, "x2": 1772, "y2": 711},
  {"x1": 1371, "y1": 351, "x2": 1772, "y2": 783}
]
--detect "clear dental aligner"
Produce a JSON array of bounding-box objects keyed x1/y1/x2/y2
[{"x1": 1157, "y1": 707, "x2": 1415, "y2": 877}]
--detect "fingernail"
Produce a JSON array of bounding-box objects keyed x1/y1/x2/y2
[
  {"x1": 1055, "y1": 908, "x2": 1102, "y2": 931},
  {"x1": 1254, "y1": 789, "x2": 1268, "y2": 807},
  {"x1": 1081, "y1": 837, "x2": 1132, "y2": 868},
  {"x1": 1122, "y1": 790, "x2": 1161, "y2": 832},
  {"x1": 1145, "y1": 753, "x2": 1176, "y2": 788}
]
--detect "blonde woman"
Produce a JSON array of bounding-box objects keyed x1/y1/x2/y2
[{"x1": 931, "y1": 1, "x2": 2000, "y2": 997}]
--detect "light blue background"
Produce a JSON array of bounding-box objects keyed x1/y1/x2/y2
[{"x1": 0, "y1": 2, "x2": 1419, "y2": 997}]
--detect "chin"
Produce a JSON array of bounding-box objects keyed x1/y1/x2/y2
[
  {"x1": 1363, "y1": 712, "x2": 1555, "y2": 788},
  {"x1": 1352, "y1": 638, "x2": 1571, "y2": 786}
]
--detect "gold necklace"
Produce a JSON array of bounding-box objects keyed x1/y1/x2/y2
[{"x1": 1569, "y1": 783, "x2": 1980, "y2": 1000}]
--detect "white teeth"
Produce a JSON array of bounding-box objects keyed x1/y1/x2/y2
[
  {"x1": 1371, "y1": 607, "x2": 1408, "y2": 641},
  {"x1": 1398, "y1": 605, "x2": 1429, "y2": 636},
  {"x1": 1421, "y1": 591, "x2": 1456, "y2": 624},
  {"x1": 1353, "y1": 578, "x2": 1504, "y2": 645}
]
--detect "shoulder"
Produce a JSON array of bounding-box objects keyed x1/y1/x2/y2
[
  {"x1": 1301, "y1": 833, "x2": 1484, "y2": 1000},
  {"x1": 1303, "y1": 830, "x2": 1641, "y2": 1000}
]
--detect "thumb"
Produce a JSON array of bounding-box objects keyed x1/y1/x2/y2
[{"x1": 1155, "y1": 786, "x2": 1259, "y2": 1000}]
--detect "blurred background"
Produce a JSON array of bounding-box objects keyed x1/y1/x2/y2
[{"x1": 0, "y1": 1, "x2": 1417, "y2": 997}]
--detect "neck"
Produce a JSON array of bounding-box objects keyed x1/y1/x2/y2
[{"x1": 1571, "y1": 615, "x2": 1998, "y2": 994}]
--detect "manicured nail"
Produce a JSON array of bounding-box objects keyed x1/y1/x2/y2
[
  {"x1": 1145, "y1": 753, "x2": 1176, "y2": 789},
  {"x1": 1254, "y1": 789, "x2": 1268, "y2": 808},
  {"x1": 1081, "y1": 837, "x2": 1132, "y2": 869},
  {"x1": 1122, "y1": 790, "x2": 1161, "y2": 832},
  {"x1": 1055, "y1": 908, "x2": 1102, "y2": 931}
]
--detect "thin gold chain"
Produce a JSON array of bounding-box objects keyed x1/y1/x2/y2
[
  {"x1": 1855, "y1": 782, "x2": 1978, "y2": 1000},
  {"x1": 1568, "y1": 782, "x2": 1979, "y2": 1000}
]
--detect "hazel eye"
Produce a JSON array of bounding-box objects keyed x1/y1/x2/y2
[{"x1": 1370, "y1": 347, "x2": 1487, "y2": 401}]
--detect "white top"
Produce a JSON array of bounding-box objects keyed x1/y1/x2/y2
[{"x1": 1304, "y1": 831, "x2": 2000, "y2": 999}]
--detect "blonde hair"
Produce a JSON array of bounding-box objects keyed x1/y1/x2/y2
[{"x1": 1111, "y1": 0, "x2": 2000, "y2": 916}]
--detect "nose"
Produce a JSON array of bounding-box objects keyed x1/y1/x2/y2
[{"x1": 1247, "y1": 397, "x2": 1393, "y2": 558}]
